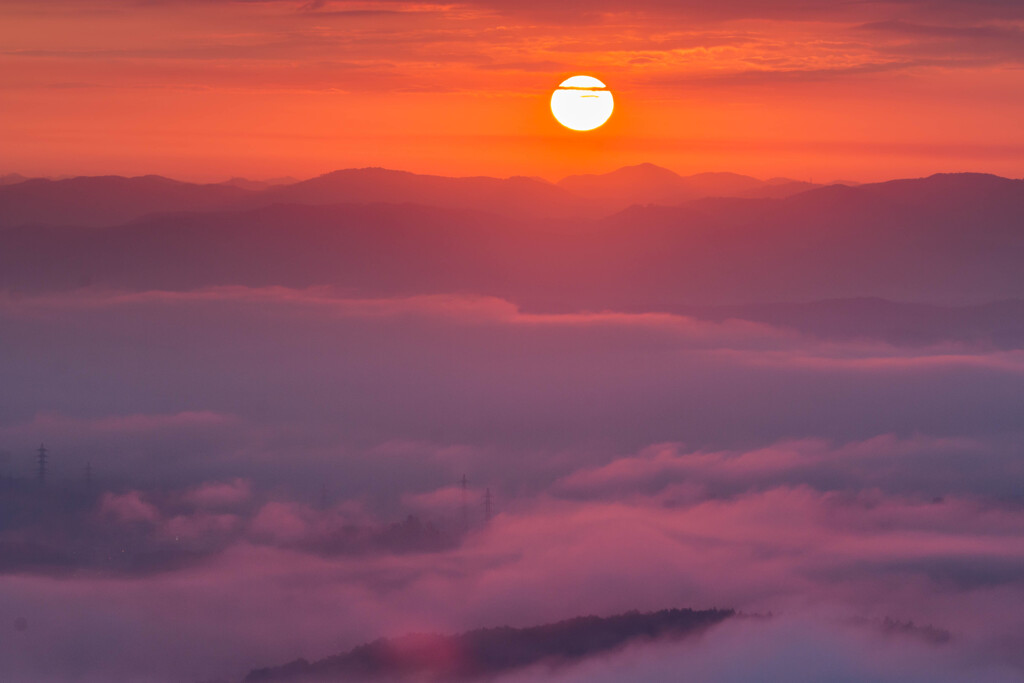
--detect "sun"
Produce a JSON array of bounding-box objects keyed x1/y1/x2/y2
[{"x1": 550, "y1": 76, "x2": 614, "y2": 131}]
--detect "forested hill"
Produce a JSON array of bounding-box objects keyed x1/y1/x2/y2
[{"x1": 244, "y1": 607, "x2": 735, "y2": 682}]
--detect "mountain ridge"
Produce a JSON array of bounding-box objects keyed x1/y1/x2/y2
[
  {"x1": 3, "y1": 171, "x2": 1023, "y2": 306},
  {"x1": 243, "y1": 607, "x2": 735, "y2": 682},
  {"x1": 2, "y1": 165, "x2": 1018, "y2": 230}
]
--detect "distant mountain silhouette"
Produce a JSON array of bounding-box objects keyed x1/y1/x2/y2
[
  {"x1": 0, "y1": 175, "x2": 253, "y2": 228},
  {"x1": 557, "y1": 163, "x2": 820, "y2": 212},
  {"x1": 220, "y1": 176, "x2": 300, "y2": 191},
  {"x1": 0, "y1": 164, "x2": 844, "y2": 230},
  {"x1": 0, "y1": 173, "x2": 30, "y2": 186},
  {"x1": 0, "y1": 168, "x2": 584, "y2": 228},
  {"x1": 746, "y1": 178, "x2": 820, "y2": 198},
  {"x1": 3, "y1": 171, "x2": 1023, "y2": 307},
  {"x1": 244, "y1": 608, "x2": 734, "y2": 682},
  {"x1": 257, "y1": 167, "x2": 585, "y2": 219},
  {"x1": 558, "y1": 163, "x2": 689, "y2": 207},
  {"x1": 0, "y1": 202, "x2": 504, "y2": 293},
  {"x1": 589, "y1": 172, "x2": 1024, "y2": 306}
]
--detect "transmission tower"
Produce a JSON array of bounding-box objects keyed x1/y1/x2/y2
[
  {"x1": 36, "y1": 443, "x2": 48, "y2": 485},
  {"x1": 484, "y1": 488, "x2": 493, "y2": 523}
]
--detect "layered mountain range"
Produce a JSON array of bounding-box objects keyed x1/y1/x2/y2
[
  {"x1": 0, "y1": 164, "x2": 827, "y2": 228},
  {"x1": 2, "y1": 165, "x2": 1022, "y2": 310}
]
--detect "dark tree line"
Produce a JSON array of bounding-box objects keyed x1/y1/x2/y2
[{"x1": 245, "y1": 607, "x2": 735, "y2": 682}]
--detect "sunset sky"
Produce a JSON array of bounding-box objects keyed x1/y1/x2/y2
[
  {"x1": 5, "y1": 4, "x2": 1024, "y2": 682},
  {"x1": 3, "y1": 0, "x2": 1024, "y2": 181}
]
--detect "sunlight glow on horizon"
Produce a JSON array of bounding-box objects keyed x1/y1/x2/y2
[{"x1": 2, "y1": 2, "x2": 1023, "y2": 182}]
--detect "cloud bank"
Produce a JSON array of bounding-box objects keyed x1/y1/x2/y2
[{"x1": 0, "y1": 287, "x2": 1022, "y2": 681}]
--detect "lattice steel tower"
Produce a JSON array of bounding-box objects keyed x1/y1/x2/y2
[{"x1": 36, "y1": 443, "x2": 48, "y2": 484}]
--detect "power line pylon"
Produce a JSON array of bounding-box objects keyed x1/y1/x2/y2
[{"x1": 484, "y1": 488, "x2": 493, "y2": 523}]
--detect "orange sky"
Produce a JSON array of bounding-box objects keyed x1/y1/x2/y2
[{"x1": 2, "y1": 0, "x2": 1023, "y2": 182}]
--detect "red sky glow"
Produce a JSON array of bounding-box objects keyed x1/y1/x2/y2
[{"x1": 2, "y1": 0, "x2": 1024, "y2": 181}]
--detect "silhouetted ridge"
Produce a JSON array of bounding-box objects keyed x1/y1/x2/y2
[
  {"x1": 5, "y1": 170, "x2": 1024, "y2": 306},
  {"x1": 260, "y1": 167, "x2": 581, "y2": 219},
  {"x1": 0, "y1": 173, "x2": 30, "y2": 186},
  {"x1": 0, "y1": 174, "x2": 253, "y2": 228},
  {"x1": 788, "y1": 172, "x2": 1022, "y2": 209},
  {"x1": 558, "y1": 165, "x2": 819, "y2": 211},
  {"x1": 244, "y1": 607, "x2": 734, "y2": 682}
]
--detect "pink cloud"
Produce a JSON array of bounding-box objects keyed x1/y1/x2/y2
[
  {"x1": 0, "y1": 287, "x2": 794, "y2": 349},
  {"x1": 100, "y1": 490, "x2": 160, "y2": 524},
  {"x1": 737, "y1": 348, "x2": 1024, "y2": 373},
  {"x1": 555, "y1": 435, "x2": 988, "y2": 500},
  {"x1": 182, "y1": 477, "x2": 252, "y2": 509},
  {"x1": 249, "y1": 501, "x2": 314, "y2": 543},
  {"x1": 163, "y1": 511, "x2": 240, "y2": 542},
  {"x1": 3, "y1": 480, "x2": 1024, "y2": 681}
]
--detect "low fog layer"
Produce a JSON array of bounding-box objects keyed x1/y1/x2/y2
[{"x1": 1, "y1": 287, "x2": 1022, "y2": 682}]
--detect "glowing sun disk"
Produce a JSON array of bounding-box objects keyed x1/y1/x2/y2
[{"x1": 551, "y1": 76, "x2": 614, "y2": 131}]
